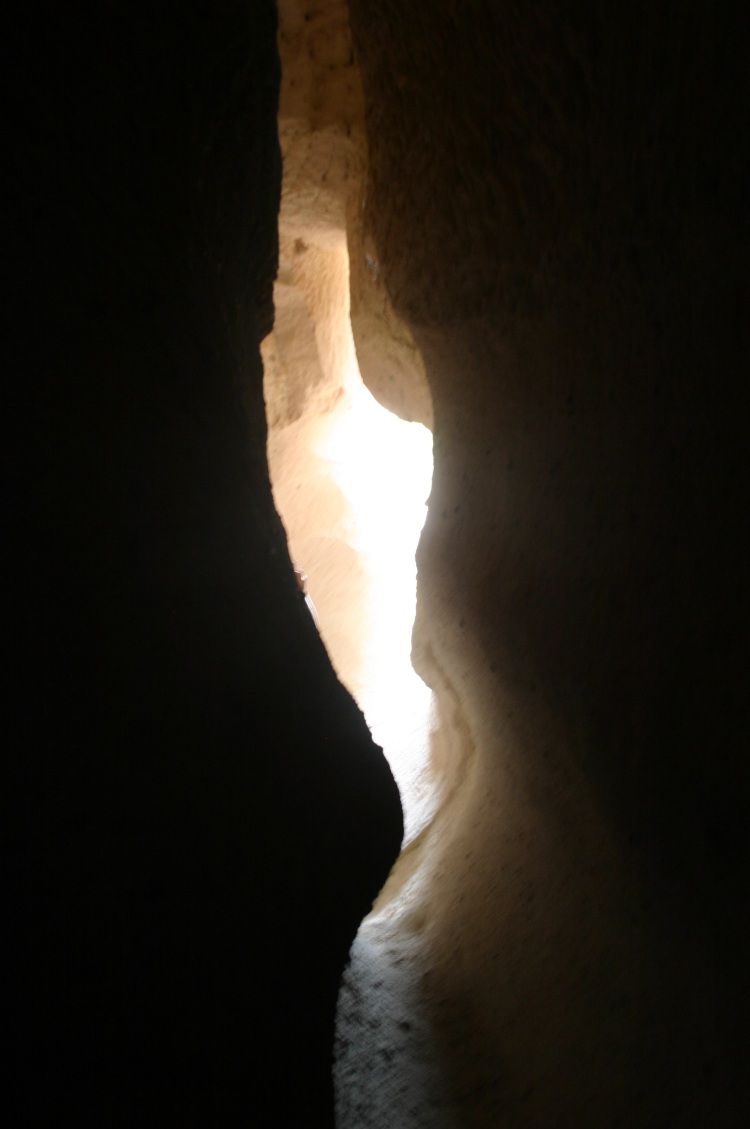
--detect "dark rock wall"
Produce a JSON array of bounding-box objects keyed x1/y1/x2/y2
[
  {"x1": 4, "y1": 5, "x2": 401, "y2": 1126},
  {"x1": 349, "y1": 2, "x2": 747, "y2": 1125}
]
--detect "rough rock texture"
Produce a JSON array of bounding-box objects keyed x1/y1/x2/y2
[
  {"x1": 4, "y1": 6, "x2": 402, "y2": 1126},
  {"x1": 348, "y1": 2, "x2": 748, "y2": 1126},
  {"x1": 263, "y1": 0, "x2": 432, "y2": 430}
]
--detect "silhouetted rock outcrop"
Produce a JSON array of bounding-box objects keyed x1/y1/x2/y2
[{"x1": 4, "y1": 6, "x2": 401, "y2": 1126}]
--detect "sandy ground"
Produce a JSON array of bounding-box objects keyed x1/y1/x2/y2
[{"x1": 334, "y1": 893, "x2": 455, "y2": 1129}]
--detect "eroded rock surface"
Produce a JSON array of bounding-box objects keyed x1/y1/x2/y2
[
  {"x1": 264, "y1": 0, "x2": 432, "y2": 431},
  {"x1": 348, "y1": 2, "x2": 747, "y2": 1126}
]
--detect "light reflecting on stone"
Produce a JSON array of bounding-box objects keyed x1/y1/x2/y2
[
  {"x1": 313, "y1": 376, "x2": 435, "y2": 844},
  {"x1": 267, "y1": 364, "x2": 435, "y2": 843}
]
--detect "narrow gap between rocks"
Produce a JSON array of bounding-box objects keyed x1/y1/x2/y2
[{"x1": 262, "y1": 241, "x2": 436, "y2": 848}]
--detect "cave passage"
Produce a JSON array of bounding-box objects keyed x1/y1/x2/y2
[
  {"x1": 263, "y1": 285, "x2": 436, "y2": 845},
  {"x1": 262, "y1": 0, "x2": 445, "y2": 845},
  {"x1": 261, "y1": 240, "x2": 446, "y2": 1124}
]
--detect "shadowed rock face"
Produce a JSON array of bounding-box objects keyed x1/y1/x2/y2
[
  {"x1": 348, "y1": 1, "x2": 747, "y2": 1126},
  {"x1": 4, "y1": 5, "x2": 401, "y2": 1126}
]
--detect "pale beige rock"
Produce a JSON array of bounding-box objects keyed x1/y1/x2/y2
[
  {"x1": 265, "y1": 0, "x2": 431, "y2": 433},
  {"x1": 266, "y1": 5, "x2": 437, "y2": 850}
]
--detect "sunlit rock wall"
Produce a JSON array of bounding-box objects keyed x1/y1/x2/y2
[
  {"x1": 5, "y1": 5, "x2": 402, "y2": 1126},
  {"x1": 265, "y1": 0, "x2": 434, "y2": 713},
  {"x1": 350, "y1": 2, "x2": 747, "y2": 1126},
  {"x1": 265, "y1": 0, "x2": 431, "y2": 430}
]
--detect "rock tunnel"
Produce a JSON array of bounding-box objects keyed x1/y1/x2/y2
[{"x1": 6, "y1": 2, "x2": 746, "y2": 1127}]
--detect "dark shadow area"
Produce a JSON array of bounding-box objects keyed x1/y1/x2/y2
[{"x1": 3, "y1": 6, "x2": 402, "y2": 1125}]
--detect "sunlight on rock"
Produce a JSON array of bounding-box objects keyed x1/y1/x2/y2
[{"x1": 266, "y1": 359, "x2": 436, "y2": 845}]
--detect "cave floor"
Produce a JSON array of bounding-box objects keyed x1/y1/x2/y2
[{"x1": 335, "y1": 893, "x2": 454, "y2": 1129}]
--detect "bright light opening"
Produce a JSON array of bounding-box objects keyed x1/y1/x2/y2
[{"x1": 263, "y1": 248, "x2": 436, "y2": 845}]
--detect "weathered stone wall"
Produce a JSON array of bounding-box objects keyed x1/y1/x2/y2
[
  {"x1": 4, "y1": 5, "x2": 402, "y2": 1126},
  {"x1": 264, "y1": 0, "x2": 432, "y2": 431},
  {"x1": 349, "y1": 2, "x2": 747, "y2": 1125}
]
